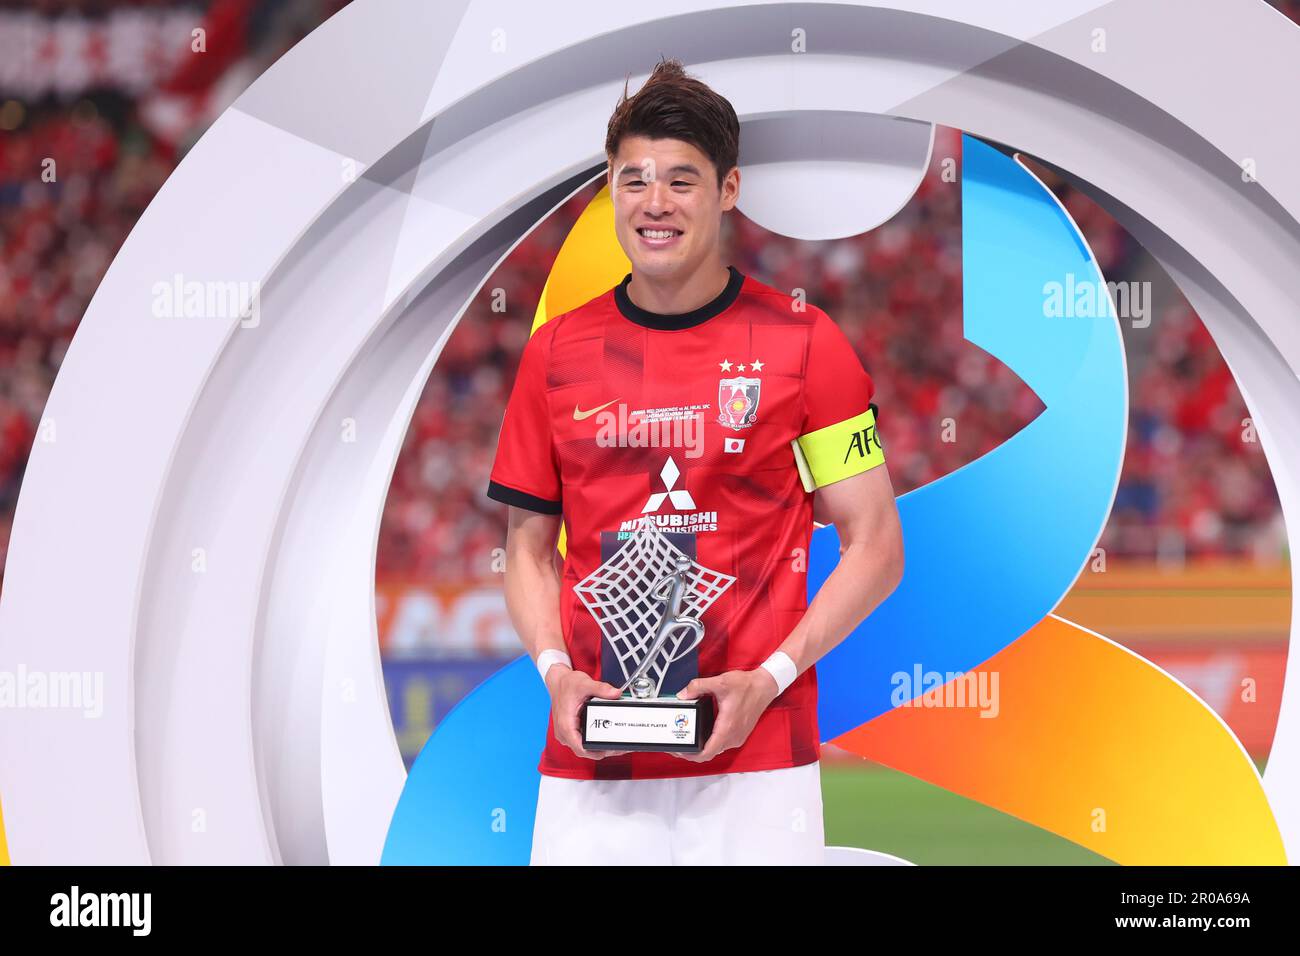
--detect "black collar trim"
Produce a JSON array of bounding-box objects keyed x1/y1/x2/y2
[{"x1": 614, "y1": 266, "x2": 745, "y2": 331}]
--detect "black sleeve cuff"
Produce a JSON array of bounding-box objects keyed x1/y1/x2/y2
[{"x1": 486, "y1": 480, "x2": 562, "y2": 515}]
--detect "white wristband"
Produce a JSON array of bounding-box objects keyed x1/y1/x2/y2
[
  {"x1": 759, "y1": 651, "x2": 798, "y2": 696},
  {"x1": 536, "y1": 649, "x2": 571, "y2": 684}
]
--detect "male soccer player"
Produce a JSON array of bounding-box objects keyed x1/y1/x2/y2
[{"x1": 487, "y1": 58, "x2": 904, "y2": 865}]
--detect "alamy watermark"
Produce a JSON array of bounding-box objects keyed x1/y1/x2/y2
[
  {"x1": 151, "y1": 272, "x2": 260, "y2": 328},
  {"x1": 891, "y1": 664, "x2": 999, "y2": 717},
  {"x1": 50, "y1": 886, "x2": 150, "y2": 936},
  {"x1": 0, "y1": 665, "x2": 103, "y2": 718},
  {"x1": 592, "y1": 403, "x2": 706, "y2": 458},
  {"x1": 1043, "y1": 273, "x2": 1150, "y2": 328}
]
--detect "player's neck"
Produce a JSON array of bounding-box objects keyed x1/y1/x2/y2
[{"x1": 625, "y1": 261, "x2": 731, "y2": 316}]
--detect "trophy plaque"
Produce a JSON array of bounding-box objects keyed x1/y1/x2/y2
[{"x1": 576, "y1": 515, "x2": 735, "y2": 753}]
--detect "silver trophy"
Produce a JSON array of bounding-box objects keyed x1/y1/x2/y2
[{"x1": 576, "y1": 515, "x2": 735, "y2": 752}]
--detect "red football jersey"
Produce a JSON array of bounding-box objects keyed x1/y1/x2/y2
[{"x1": 488, "y1": 265, "x2": 880, "y2": 780}]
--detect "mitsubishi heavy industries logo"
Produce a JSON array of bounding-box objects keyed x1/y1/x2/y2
[
  {"x1": 641, "y1": 455, "x2": 695, "y2": 512},
  {"x1": 620, "y1": 456, "x2": 718, "y2": 537}
]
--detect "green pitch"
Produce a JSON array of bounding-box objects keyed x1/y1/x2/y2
[
  {"x1": 821, "y1": 761, "x2": 1114, "y2": 865},
  {"x1": 822, "y1": 756, "x2": 1270, "y2": 864}
]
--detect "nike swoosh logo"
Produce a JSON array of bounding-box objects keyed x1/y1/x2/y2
[{"x1": 573, "y1": 399, "x2": 620, "y2": 420}]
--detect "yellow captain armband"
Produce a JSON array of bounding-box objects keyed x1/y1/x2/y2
[{"x1": 791, "y1": 405, "x2": 885, "y2": 492}]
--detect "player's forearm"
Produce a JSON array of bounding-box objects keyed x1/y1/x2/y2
[
  {"x1": 775, "y1": 537, "x2": 903, "y2": 674},
  {"x1": 503, "y1": 545, "x2": 566, "y2": 660}
]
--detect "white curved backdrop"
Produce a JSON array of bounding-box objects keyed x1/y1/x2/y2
[{"x1": 0, "y1": 0, "x2": 1297, "y2": 865}]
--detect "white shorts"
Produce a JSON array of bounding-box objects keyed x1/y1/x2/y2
[{"x1": 530, "y1": 761, "x2": 825, "y2": 865}]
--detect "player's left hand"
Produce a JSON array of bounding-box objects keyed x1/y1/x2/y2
[{"x1": 672, "y1": 668, "x2": 780, "y2": 762}]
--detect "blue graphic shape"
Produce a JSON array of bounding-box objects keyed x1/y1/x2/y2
[
  {"x1": 381, "y1": 656, "x2": 546, "y2": 865},
  {"x1": 383, "y1": 135, "x2": 1127, "y2": 863},
  {"x1": 816, "y1": 136, "x2": 1127, "y2": 739}
]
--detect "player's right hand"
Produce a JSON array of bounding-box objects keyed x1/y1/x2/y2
[{"x1": 544, "y1": 665, "x2": 628, "y2": 760}]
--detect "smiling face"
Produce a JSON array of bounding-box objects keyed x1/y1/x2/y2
[{"x1": 608, "y1": 134, "x2": 739, "y2": 281}]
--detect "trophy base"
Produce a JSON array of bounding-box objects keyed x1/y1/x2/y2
[{"x1": 581, "y1": 695, "x2": 715, "y2": 754}]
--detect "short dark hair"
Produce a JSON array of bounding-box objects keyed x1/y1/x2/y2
[{"x1": 604, "y1": 57, "x2": 740, "y2": 190}]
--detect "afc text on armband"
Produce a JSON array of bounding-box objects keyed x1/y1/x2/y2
[{"x1": 842, "y1": 423, "x2": 883, "y2": 463}]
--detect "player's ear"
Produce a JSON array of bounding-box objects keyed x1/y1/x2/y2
[{"x1": 720, "y1": 165, "x2": 740, "y2": 211}]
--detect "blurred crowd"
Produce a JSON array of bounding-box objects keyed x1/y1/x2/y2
[
  {"x1": 0, "y1": 1, "x2": 1290, "y2": 586},
  {"x1": 1117, "y1": 300, "x2": 1284, "y2": 562}
]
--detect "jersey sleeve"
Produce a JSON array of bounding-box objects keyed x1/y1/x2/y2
[
  {"x1": 486, "y1": 330, "x2": 563, "y2": 514},
  {"x1": 791, "y1": 310, "x2": 884, "y2": 492}
]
